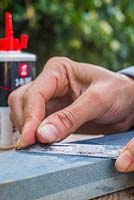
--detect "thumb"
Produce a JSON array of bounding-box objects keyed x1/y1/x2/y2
[
  {"x1": 115, "y1": 138, "x2": 134, "y2": 172},
  {"x1": 37, "y1": 108, "x2": 77, "y2": 143},
  {"x1": 37, "y1": 88, "x2": 104, "y2": 143}
]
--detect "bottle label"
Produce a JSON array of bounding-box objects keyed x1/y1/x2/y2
[
  {"x1": 0, "y1": 110, "x2": 1, "y2": 140},
  {"x1": 0, "y1": 61, "x2": 35, "y2": 106},
  {"x1": 0, "y1": 60, "x2": 35, "y2": 148},
  {"x1": 0, "y1": 107, "x2": 20, "y2": 148}
]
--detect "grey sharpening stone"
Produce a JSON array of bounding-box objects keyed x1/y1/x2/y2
[{"x1": 0, "y1": 130, "x2": 134, "y2": 200}]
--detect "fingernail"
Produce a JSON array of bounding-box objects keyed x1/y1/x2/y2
[
  {"x1": 15, "y1": 136, "x2": 26, "y2": 150},
  {"x1": 15, "y1": 138, "x2": 22, "y2": 150},
  {"x1": 115, "y1": 150, "x2": 133, "y2": 172},
  {"x1": 38, "y1": 124, "x2": 59, "y2": 143}
]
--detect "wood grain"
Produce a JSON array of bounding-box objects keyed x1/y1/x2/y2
[{"x1": 93, "y1": 188, "x2": 134, "y2": 200}]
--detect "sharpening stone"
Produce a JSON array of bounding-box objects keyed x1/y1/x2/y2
[{"x1": 0, "y1": 131, "x2": 134, "y2": 200}]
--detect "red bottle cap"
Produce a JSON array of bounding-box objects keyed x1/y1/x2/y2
[{"x1": 0, "y1": 12, "x2": 28, "y2": 51}]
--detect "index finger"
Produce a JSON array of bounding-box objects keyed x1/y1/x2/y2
[{"x1": 17, "y1": 58, "x2": 72, "y2": 148}]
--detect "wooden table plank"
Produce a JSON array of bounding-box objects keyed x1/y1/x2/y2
[{"x1": 93, "y1": 188, "x2": 134, "y2": 200}]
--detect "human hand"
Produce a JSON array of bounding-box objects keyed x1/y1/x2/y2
[
  {"x1": 8, "y1": 57, "x2": 134, "y2": 153},
  {"x1": 115, "y1": 138, "x2": 134, "y2": 172}
]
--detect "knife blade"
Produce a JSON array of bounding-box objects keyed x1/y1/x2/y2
[{"x1": 17, "y1": 143, "x2": 123, "y2": 159}]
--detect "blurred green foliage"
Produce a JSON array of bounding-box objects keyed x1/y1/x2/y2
[{"x1": 0, "y1": 0, "x2": 134, "y2": 73}]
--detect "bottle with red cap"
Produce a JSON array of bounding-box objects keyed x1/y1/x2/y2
[{"x1": 0, "y1": 12, "x2": 36, "y2": 149}]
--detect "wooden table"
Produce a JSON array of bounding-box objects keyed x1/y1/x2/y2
[{"x1": 93, "y1": 188, "x2": 134, "y2": 200}]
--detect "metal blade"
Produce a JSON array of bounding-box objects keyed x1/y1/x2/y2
[{"x1": 17, "y1": 143, "x2": 123, "y2": 159}]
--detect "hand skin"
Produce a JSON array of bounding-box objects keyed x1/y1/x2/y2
[{"x1": 8, "y1": 57, "x2": 134, "y2": 172}]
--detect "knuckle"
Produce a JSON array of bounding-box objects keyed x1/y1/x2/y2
[
  {"x1": 23, "y1": 87, "x2": 33, "y2": 101},
  {"x1": 55, "y1": 110, "x2": 75, "y2": 131},
  {"x1": 23, "y1": 81, "x2": 38, "y2": 100},
  {"x1": 47, "y1": 56, "x2": 71, "y2": 64},
  {"x1": 8, "y1": 82, "x2": 32, "y2": 106},
  {"x1": 45, "y1": 56, "x2": 74, "y2": 77},
  {"x1": 46, "y1": 57, "x2": 72, "y2": 72},
  {"x1": 8, "y1": 90, "x2": 18, "y2": 106},
  {"x1": 90, "y1": 88, "x2": 109, "y2": 109},
  {"x1": 24, "y1": 113, "x2": 40, "y2": 126},
  {"x1": 23, "y1": 115, "x2": 32, "y2": 124}
]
